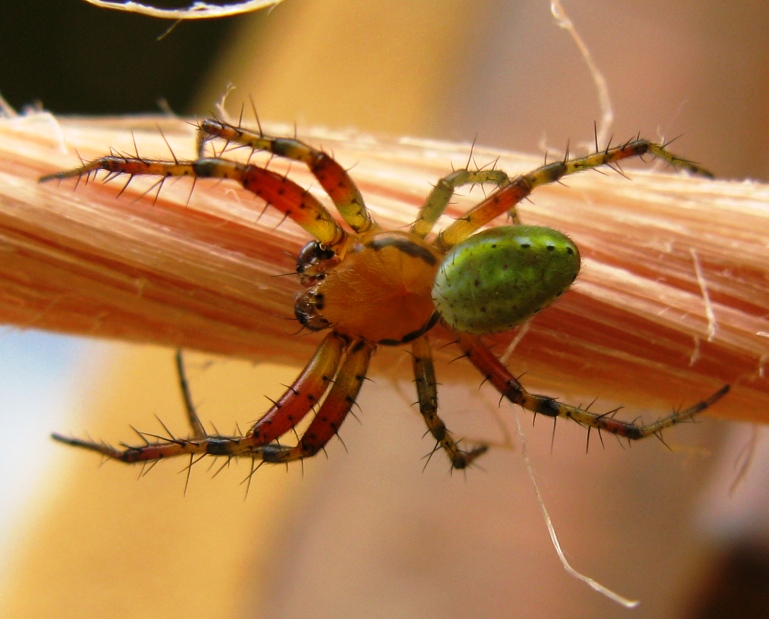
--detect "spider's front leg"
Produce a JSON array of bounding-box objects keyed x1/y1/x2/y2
[
  {"x1": 40, "y1": 150, "x2": 348, "y2": 251},
  {"x1": 411, "y1": 335, "x2": 488, "y2": 469},
  {"x1": 258, "y1": 339, "x2": 374, "y2": 464},
  {"x1": 52, "y1": 332, "x2": 354, "y2": 464},
  {"x1": 196, "y1": 118, "x2": 378, "y2": 235},
  {"x1": 457, "y1": 332, "x2": 730, "y2": 443}
]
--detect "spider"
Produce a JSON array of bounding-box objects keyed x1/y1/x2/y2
[{"x1": 43, "y1": 119, "x2": 729, "y2": 470}]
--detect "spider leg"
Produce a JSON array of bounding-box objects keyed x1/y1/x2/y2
[
  {"x1": 247, "y1": 332, "x2": 347, "y2": 444},
  {"x1": 456, "y1": 331, "x2": 729, "y2": 441},
  {"x1": 51, "y1": 332, "x2": 349, "y2": 463},
  {"x1": 41, "y1": 155, "x2": 347, "y2": 250},
  {"x1": 437, "y1": 138, "x2": 713, "y2": 250},
  {"x1": 197, "y1": 118, "x2": 377, "y2": 235},
  {"x1": 411, "y1": 335, "x2": 488, "y2": 469},
  {"x1": 411, "y1": 168, "x2": 513, "y2": 239},
  {"x1": 259, "y1": 339, "x2": 374, "y2": 463},
  {"x1": 175, "y1": 349, "x2": 206, "y2": 438}
]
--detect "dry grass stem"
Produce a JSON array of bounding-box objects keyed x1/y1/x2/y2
[{"x1": 1, "y1": 113, "x2": 767, "y2": 421}]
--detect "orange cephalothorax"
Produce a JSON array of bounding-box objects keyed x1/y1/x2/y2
[{"x1": 296, "y1": 231, "x2": 441, "y2": 345}]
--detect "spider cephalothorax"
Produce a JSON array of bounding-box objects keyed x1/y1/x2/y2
[{"x1": 43, "y1": 119, "x2": 729, "y2": 471}]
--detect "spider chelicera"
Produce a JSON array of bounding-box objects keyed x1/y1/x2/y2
[{"x1": 43, "y1": 119, "x2": 729, "y2": 470}]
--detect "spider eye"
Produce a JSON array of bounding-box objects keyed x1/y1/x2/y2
[{"x1": 432, "y1": 225, "x2": 580, "y2": 335}]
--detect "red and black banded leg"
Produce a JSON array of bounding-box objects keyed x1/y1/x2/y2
[
  {"x1": 456, "y1": 331, "x2": 729, "y2": 442},
  {"x1": 258, "y1": 339, "x2": 375, "y2": 463},
  {"x1": 40, "y1": 154, "x2": 348, "y2": 250},
  {"x1": 51, "y1": 332, "x2": 350, "y2": 463},
  {"x1": 197, "y1": 118, "x2": 377, "y2": 235},
  {"x1": 437, "y1": 138, "x2": 714, "y2": 250}
]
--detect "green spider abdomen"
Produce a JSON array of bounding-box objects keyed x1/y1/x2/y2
[{"x1": 432, "y1": 225, "x2": 580, "y2": 335}]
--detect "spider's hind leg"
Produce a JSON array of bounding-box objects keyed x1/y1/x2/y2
[
  {"x1": 411, "y1": 336, "x2": 488, "y2": 469},
  {"x1": 456, "y1": 332, "x2": 729, "y2": 442},
  {"x1": 437, "y1": 137, "x2": 714, "y2": 250}
]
